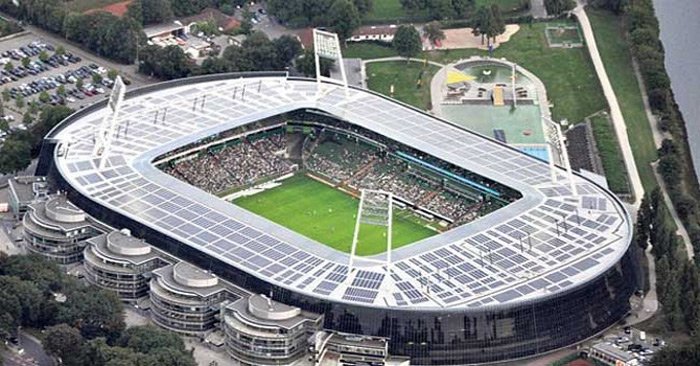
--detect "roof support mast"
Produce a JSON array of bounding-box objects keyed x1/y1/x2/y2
[
  {"x1": 92, "y1": 76, "x2": 127, "y2": 169},
  {"x1": 313, "y1": 29, "x2": 349, "y2": 97},
  {"x1": 542, "y1": 115, "x2": 578, "y2": 196}
]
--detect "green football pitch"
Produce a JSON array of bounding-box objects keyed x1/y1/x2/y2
[{"x1": 233, "y1": 174, "x2": 436, "y2": 256}]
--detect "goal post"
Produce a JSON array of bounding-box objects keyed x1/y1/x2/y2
[{"x1": 348, "y1": 189, "x2": 393, "y2": 274}]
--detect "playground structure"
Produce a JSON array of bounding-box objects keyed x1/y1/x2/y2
[
  {"x1": 444, "y1": 58, "x2": 534, "y2": 108},
  {"x1": 438, "y1": 57, "x2": 558, "y2": 166}
]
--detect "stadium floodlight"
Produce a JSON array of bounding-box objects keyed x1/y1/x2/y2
[
  {"x1": 313, "y1": 29, "x2": 348, "y2": 94},
  {"x1": 542, "y1": 115, "x2": 577, "y2": 196},
  {"x1": 92, "y1": 76, "x2": 126, "y2": 169},
  {"x1": 348, "y1": 189, "x2": 393, "y2": 274}
]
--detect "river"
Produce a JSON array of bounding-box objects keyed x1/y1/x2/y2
[{"x1": 653, "y1": 0, "x2": 700, "y2": 182}]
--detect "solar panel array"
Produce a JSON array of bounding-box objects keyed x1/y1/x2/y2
[{"x1": 52, "y1": 76, "x2": 632, "y2": 309}]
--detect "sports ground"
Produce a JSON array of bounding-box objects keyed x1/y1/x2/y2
[{"x1": 233, "y1": 174, "x2": 436, "y2": 256}]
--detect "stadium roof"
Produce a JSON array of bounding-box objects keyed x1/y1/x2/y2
[{"x1": 49, "y1": 75, "x2": 632, "y2": 310}]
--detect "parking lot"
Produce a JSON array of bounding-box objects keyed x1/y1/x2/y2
[
  {"x1": 0, "y1": 32, "x2": 153, "y2": 138},
  {"x1": 0, "y1": 33, "x2": 120, "y2": 123}
]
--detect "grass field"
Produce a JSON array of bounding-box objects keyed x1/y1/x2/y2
[
  {"x1": 588, "y1": 9, "x2": 659, "y2": 191},
  {"x1": 366, "y1": 61, "x2": 439, "y2": 110},
  {"x1": 347, "y1": 21, "x2": 606, "y2": 124},
  {"x1": 233, "y1": 175, "x2": 436, "y2": 256}
]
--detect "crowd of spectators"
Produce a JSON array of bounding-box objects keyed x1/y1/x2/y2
[
  {"x1": 161, "y1": 132, "x2": 293, "y2": 194},
  {"x1": 303, "y1": 132, "x2": 495, "y2": 223}
]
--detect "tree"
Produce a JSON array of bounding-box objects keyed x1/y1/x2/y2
[
  {"x1": 2, "y1": 88, "x2": 9, "y2": 102},
  {"x1": 353, "y1": 0, "x2": 373, "y2": 14},
  {"x1": 471, "y1": 6, "x2": 493, "y2": 45},
  {"x1": 240, "y1": 18, "x2": 253, "y2": 35},
  {"x1": 39, "y1": 91, "x2": 50, "y2": 103},
  {"x1": 650, "y1": 343, "x2": 700, "y2": 366},
  {"x1": 0, "y1": 133, "x2": 31, "y2": 174},
  {"x1": 22, "y1": 112, "x2": 33, "y2": 126},
  {"x1": 139, "y1": 45, "x2": 191, "y2": 80},
  {"x1": 92, "y1": 73, "x2": 103, "y2": 84},
  {"x1": 38, "y1": 50, "x2": 49, "y2": 62},
  {"x1": 118, "y1": 326, "x2": 186, "y2": 354},
  {"x1": 76, "y1": 78, "x2": 84, "y2": 90},
  {"x1": 193, "y1": 20, "x2": 219, "y2": 36},
  {"x1": 107, "y1": 69, "x2": 119, "y2": 81},
  {"x1": 486, "y1": 4, "x2": 505, "y2": 44},
  {"x1": 400, "y1": 0, "x2": 425, "y2": 15},
  {"x1": 21, "y1": 57, "x2": 30, "y2": 68},
  {"x1": 676, "y1": 194, "x2": 698, "y2": 219},
  {"x1": 55, "y1": 45, "x2": 66, "y2": 56},
  {"x1": 0, "y1": 276, "x2": 44, "y2": 327},
  {"x1": 273, "y1": 35, "x2": 303, "y2": 66},
  {"x1": 452, "y1": 0, "x2": 476, "y2": 18},
  {"x1": 544, "y1": 0, "x2": 575, "y2": 15},
  {"x1": 4, "y1": 61, "x2": 13, "y2": 72},
  {"x1": 57, "y1": 84, "x2": 66, "y2": 97},
  {"x1": 139, "y1": 0, "x2": 174, "y2": 25},
  {"x1": 140, "y1": 347, "x2": 197, "y2": 366},
  {"x1": 296, "y1": 49, "x2": 334, "y2": 77},
  {"x1": 15, "y1": 94, "x2": 24, "y2": 108},
  {"x1": 423, "y1": 21, "x2": 445, "y2": 45},
  {"x1": 44, "y1": 324, "x2": 86, "y2": 366},
  {"x1": 427, "y1": 0, "x2": 455, "y2": 20},
  {"x1": 664, "y1": 271, "x2": 684, "y2": 331},
  {"x1": 392, "y1": 25, "x2": 422, "y2": 60},
  {"x1": 0, "y1": 254, "x2": 65, "y2": 293},
  {"x1": 329, "y1": 0, "x2": 361, "y2": 43},
  {"x1": 56, "y1": 287, "x2": 125, "y2": 341}
]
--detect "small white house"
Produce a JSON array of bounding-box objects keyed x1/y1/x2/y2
[{"x1": 348, "y1": 25, "x2": 398, "y2": 43}]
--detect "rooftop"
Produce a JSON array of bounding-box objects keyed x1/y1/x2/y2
[
  {"x1": 86, "y1": 230, "x2": 162, "y2": 265},
  {"x1": 49, "y1": 74, "x2": 632, "y2": 310},
  {"x1": 8, "y1": 176, "x2": 47, "y2": 203},
  {"x1": 27, "y1": 196, "x2": 91, "y2": 233},
  {"x1": 153, "y1": 263, "x2": 227, "y2": 298}
]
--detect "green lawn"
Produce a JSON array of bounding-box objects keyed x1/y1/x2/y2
[
  {"x1": 475, "y1": 0, "x2": 527, "y2": 13},
  {"x1": 589, "y1": 112, "x2": 630, "y2": 194},
  {"x1": 364, "y1": 0, "x2": 428, "y2": 23},
  {"x1": 344, "y1": 42, "x2": 399, "y2": 59},
  {"x1": 346, "y1": 22, "x2": 606, "y2": 124},
  {"x1": 588, "y1": 9, "x2": 659, "y2": 191},
  {"x1": 366, "y1": 61, "x2": 439, "y2": 110},
  {"x1": 423, "y1": 21, "x2": 607, "y2": 124},
  {"x1": 233, "y1": 174, "x2": 436, "y2": 256}
]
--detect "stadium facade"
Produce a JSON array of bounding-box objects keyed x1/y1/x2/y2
[{"x1": 37, "y1": 73, "x2": 640, "y2": 365}]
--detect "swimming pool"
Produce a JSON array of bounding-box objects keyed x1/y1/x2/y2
[{"x1": 519, "y1": 145, "x2": 550, "y2": 162}]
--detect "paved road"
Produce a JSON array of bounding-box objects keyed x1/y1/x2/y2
[
  {"x1": 625, "y1": 244, "x2": 659, "y2": 326},
  {"x1": 573, "y1": 3, "x2": 645, "y2": 207},
  {"x1": 530, "y1": 0, "x2": 548, "y2": 19},
  {"x1": 18, "y1": 332, "x2": 52, "y2": 366},
  {"x1": 652, "y1": 161, "x2": 694, "y2": 260}
]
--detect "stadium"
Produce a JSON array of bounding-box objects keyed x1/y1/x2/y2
[{"x1": 37, "y1": 72, "x2": 639, "y2": 365}]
